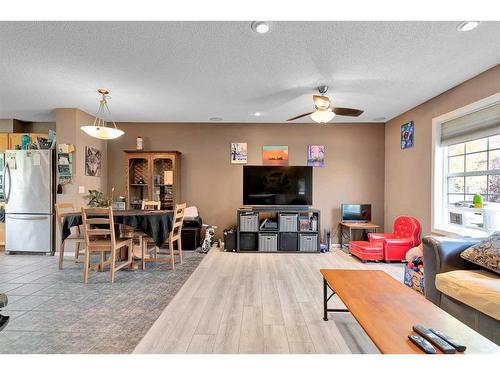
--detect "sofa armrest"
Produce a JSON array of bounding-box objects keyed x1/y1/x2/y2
[{"x1": 422, "y1": 235, "x2": 481, "y2": 306}]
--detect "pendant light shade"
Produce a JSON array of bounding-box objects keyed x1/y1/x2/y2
[
  {"x1": 81, "y1": 89, "x2": 124, "y2": 140},
  {"x1": 80, "y1": 125, "x2": 124, "y2": 139},
  {"x1": 310, "y1": 108, "x2": 335, "y2": 124}
]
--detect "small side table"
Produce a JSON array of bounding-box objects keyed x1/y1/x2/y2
[{"x1": 338, "y1": 222, "x2": 380, "y2": 248}]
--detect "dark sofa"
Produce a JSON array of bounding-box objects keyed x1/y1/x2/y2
[{"x1": 422, "y1": 236, "x2": 500, "y2": 345}]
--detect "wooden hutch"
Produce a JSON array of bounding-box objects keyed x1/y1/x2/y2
[{"x1": 124, "y1": 150, "x2": 181, "y2": 210}]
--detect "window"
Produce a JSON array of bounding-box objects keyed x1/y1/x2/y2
[
  {"x1": 446, "y1": 135, "x2": 500, "y2": 204},
  {"x1": 432, "y1": 94, "x2": 500, "y2": 236}
]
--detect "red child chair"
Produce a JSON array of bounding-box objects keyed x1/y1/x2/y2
[{"x1": 349, "y1": 216, "x2": 421, "y2": 262}]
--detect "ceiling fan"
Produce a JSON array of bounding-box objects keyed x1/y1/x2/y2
[{"x1": 287, "y1": 85, "x2": 364, "y2": 124}]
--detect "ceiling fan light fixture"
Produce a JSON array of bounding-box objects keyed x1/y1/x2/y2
[
  {"x1": 310, "y1": 109, "x2": 335, "y2": 124},
  {"x1": 456, "y1": 21, "x2": 480, "y2": 32},
  {"x1": 81, "y1": 89, "x2": 124, "y2": 140},
  {"x1": 251, "y1": 21, "x2": 270, "y2": 34}
]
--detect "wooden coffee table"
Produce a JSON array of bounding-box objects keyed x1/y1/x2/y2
[{"x1": 320, "y1": 269, "x2": 500, "y2": 354}]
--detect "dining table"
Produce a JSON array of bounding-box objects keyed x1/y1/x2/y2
[{"x1": 61, "y1": 209, "x2": 174, "y2": 262}]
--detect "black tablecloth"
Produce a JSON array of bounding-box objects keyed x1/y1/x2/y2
[{"x1": 62, "y1": 210, "x2": 173, "y2": 247}]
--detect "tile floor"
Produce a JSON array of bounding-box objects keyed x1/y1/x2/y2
[{"x1": 0, "y1": 250, "x2": 205, "y2": 353}]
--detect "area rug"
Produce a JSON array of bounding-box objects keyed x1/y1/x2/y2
[{"x1": 0, "y1": 251, "x2": 205, "y2": 353}]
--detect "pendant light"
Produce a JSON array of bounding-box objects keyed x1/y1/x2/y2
[{"x1": 80, "y1": 89, "x2": 124, "y2": 140}]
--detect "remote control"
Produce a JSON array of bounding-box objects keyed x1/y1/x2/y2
[
  {"x1": 429, "y1": 328, "x2": 466, "y2": 352},
  {"x1": 413, "y1": 325, "x2": 456, "y2": 354},
  {"x1": 408, "y1": 334, "x2": 437, "y2": 354}
]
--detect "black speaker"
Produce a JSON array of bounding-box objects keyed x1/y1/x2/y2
[
  {"x1": 223, "y1": 227, "x2": 237, "y2": 252},
  {"x1": 279, "y1": 232, "x2": 298, "y2": 251},
  {"x1": 239, "y1": 232, "x2": 257, "y2": 251},
  {"x1": 181, "y1": 227, "x2": 201, "y2": 250}
]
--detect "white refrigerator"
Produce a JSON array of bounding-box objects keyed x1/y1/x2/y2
[{"x1": 4, "y1": 149, "x2": 55, "y2": 253}]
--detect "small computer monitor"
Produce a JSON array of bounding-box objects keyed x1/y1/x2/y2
[{"x1": 341, "y1": 204, "x2": 372, "y2": 222}]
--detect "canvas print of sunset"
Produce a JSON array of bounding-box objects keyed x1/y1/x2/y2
[{"x1": 262, "y1": 145, "x2": 289, "y2": 165}]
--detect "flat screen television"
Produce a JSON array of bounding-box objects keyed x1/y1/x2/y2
[
  {"x1": 341, "y1": 204, "x2": 372, "y2": 222},
  {"x1": 243, "y1": 166, "x2": 312, "y2": 206}
]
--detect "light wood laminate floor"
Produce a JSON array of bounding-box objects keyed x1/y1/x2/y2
[{"x1": 134, "y1": 249, "x2": 405, "y2": 354}]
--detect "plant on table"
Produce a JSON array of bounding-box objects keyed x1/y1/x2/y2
[{"x1": 84, "y1": 190, "x2": 111, "y2": 208}]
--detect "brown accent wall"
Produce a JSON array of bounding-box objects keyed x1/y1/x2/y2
[
  {"x1": 107, "y1": 122, "x2": 385, "y2": 239},
  {"x1": 385, "y1": 64, "x2": 500, "y2": 235}
]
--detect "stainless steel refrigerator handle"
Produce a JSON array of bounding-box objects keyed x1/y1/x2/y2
[
  {"x1": 6, "y1": 215, "x2": 48, "y2": 221},
  {"x1": 5, "y1": 163, "x2": 11, "y2": 204}
]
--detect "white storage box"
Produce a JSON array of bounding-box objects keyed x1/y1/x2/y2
[
  {"x1": 279, "y1": 214, "x2": 298, "y2": 232},
  {"x1": 240, "y1": 213, "x2": 259, "y2": 232},
  {"x1": 259, "y1": 233, "x2": 278, "y2": 252},
  {"x1": 299, "y1": 234, "x2": 318, "y2": 252}
]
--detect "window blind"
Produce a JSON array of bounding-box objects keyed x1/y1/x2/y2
[{"x1": 441, "y1": 102, "x2": 500, "y2": 145}]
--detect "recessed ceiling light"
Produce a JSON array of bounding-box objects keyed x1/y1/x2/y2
[
  {"x1": 209, "y1": 117, "x2": 223, "y2": 122},
  {"x1": 456, "y1": 21, "x2": 480, "y2": 32},
  {"x1": 253, "y1": 112, "x2": 262, "y2": 117},
  {"x1": 251, "y1": 21, "x2": 270, "y2": 34}
]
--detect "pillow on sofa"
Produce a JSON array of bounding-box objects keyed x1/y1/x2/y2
[{"x1": 461, "y1": 232, "x2": 500, "y2": 275}]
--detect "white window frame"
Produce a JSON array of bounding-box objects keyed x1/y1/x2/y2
[
  {"x1": 446, "y1": 140, "x2": 500, "y2": 204},
  {"x1": 431, "y1": 92, "x2": 500, "y2": 237}
]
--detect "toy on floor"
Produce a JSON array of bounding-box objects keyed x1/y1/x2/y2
[
  {"x1": 405, "y1": 243, "x2": 423, "y2": 262},
  {"x1": 320, "y1": 243, "x2": 329, "y2": 253},
  {"x1": 199, "y1": 224, "x2": 218, "y2": 253},
  {"x1": 407, "y1": 256, "x2": 424, "y2": 275},
  {"x1": 0, "y1": 293, "x2": 9, "y2": 332},
  {"x1": 404, "y1": 244, "x2": 425, "y2": 294}
]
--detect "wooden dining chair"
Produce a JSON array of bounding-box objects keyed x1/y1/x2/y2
[
  {"x1": 141, "y1": 200, "x2": 161, "y2": 210},
  {"x1": 81, "y1": 207, "x2": 133, "y2": 283},
  {"x1": 55, "y1": 203, "x2": 85, "y2": 270},
  {"x1": 129, "y1": 200, "x2": 161, "y2": 266},
  {"x1": 142, "y1": 203, "x2": 186, "y2": 270}
]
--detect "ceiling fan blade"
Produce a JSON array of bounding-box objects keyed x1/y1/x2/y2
[
  {"x1": 331, "y1": 107, "x2": 364, "y2": 117},
  {"x1": 313, "y1": 95, "x2": 330, "y2": 109},
  {"x1": 286, "y1": 112, "x2": 314, "y2": 121}
]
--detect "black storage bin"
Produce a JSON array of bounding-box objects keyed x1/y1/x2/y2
[
  {"x1": 181, "y1": 227, "x2": 201, "y2": 250},
  {"x1": 181, "y1": 216, "x2": 202, "y2": 250},
  {"x1": 279, "y1": 232, "x2": 298, "y2": 251},
  {"x1": 239, "y1": 232, "x2": 257, "y2": 251},
  {"x1": 183, "y1": 216, "x2": 202, "y2": 228},
  {"x1": 224, "y1": 227, "x2": 237, "y2": 251}
]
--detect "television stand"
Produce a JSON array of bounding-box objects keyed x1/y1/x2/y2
[
  {"x1": 241, "y1": 205, "x2": 312, "y2": 212},
  {"x1": 237, "y1": 207, "x2": 320, "y2": 252}
]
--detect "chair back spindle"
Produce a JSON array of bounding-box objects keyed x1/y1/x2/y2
[
  {"x1": 171, "y1": 203, "x2": 186, "y2": 239},
  {"x1": 81, "y1": 207, "x2": 114, "y2": 247},
  {"x1": 141, "y1": 200, "x2": 161, "y2": 210}
]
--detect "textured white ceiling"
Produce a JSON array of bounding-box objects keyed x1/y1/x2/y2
[{"x1": 0, "y1": 21, "x2": 499, "y2": 123}]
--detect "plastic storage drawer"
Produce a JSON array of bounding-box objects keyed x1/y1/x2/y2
[
  {"x1": 279, "y1": 214, "x2": 298, "y2": 232},
  {"x1": 299, "y1": 234, "x2": 318, "y2": 252},
  {"x1": 259, "y1": 233, "x2": 278, "y2": 252},
  {"x1": 279, "y1": 232, "x2": 298, "y2": 251},
  {"x1": 239, "y1": 213, "x2": 259, "y2": 232}
]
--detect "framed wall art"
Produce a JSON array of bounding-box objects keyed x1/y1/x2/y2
[
  {"x1": 231, "y1": 142, "x2": 248, "y2": 164},
  {"x1": 262, "y1": 145, "x2": 288, "y2": 165}
]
